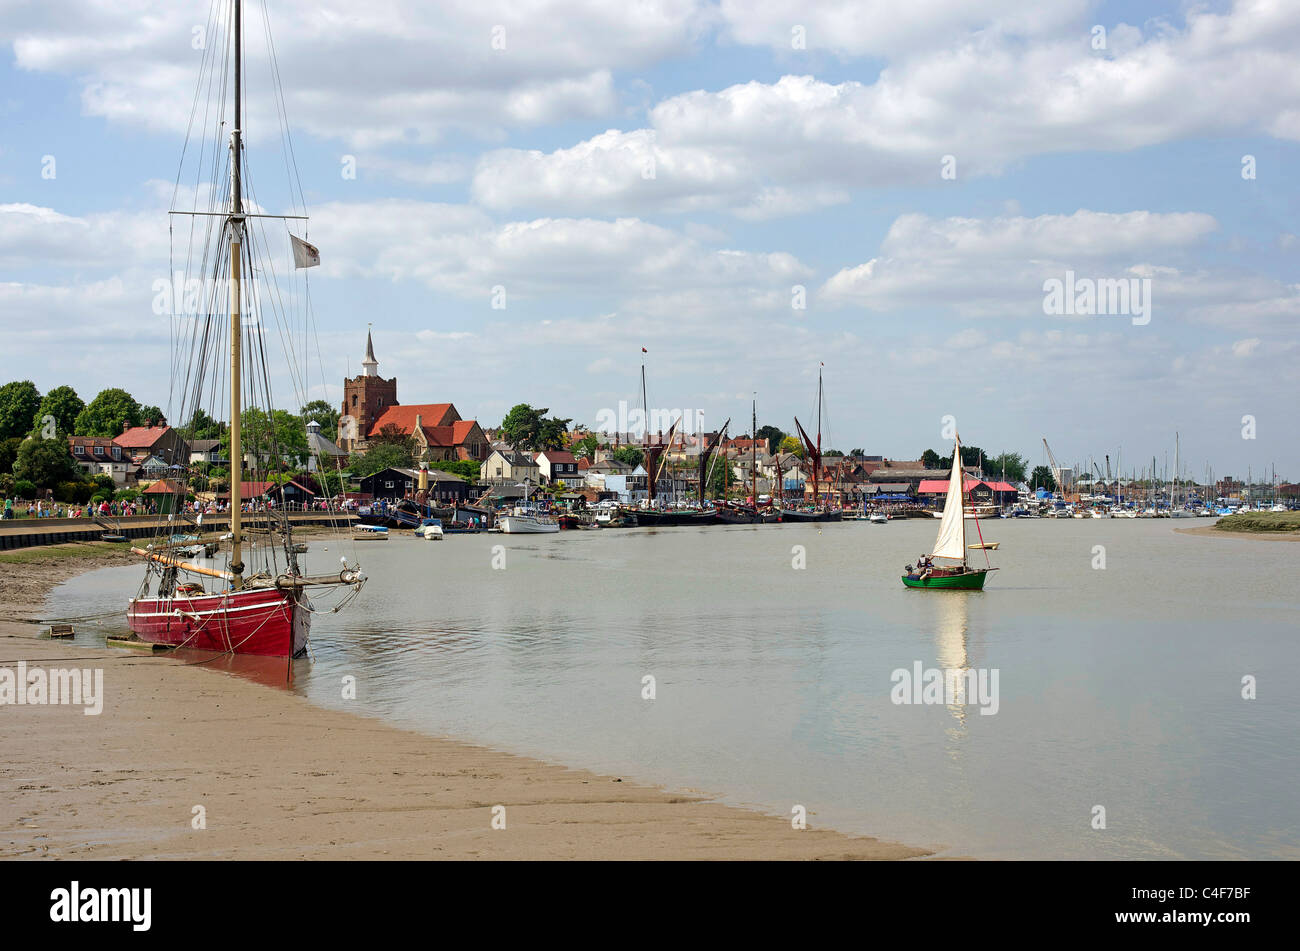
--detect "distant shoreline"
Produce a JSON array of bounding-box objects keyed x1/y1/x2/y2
[
  {"x1": 1174, "y1": 525, "x2": 1300, "y2": 541},
  {"x1": 0, "y1": 545, "x2": 929, "y2": 861}
]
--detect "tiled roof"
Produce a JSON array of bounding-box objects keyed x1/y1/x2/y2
[
  {"x1": 367, "y1": 404, "x2": 456, "y2": 437},
  {"x1": 114, "y1": 426, "x2": 172, "y2": 448}
]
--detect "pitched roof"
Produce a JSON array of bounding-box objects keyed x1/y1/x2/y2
[
  {"x1": 367, "y1": 404, "x2": 456, "y2": 437},
  {"x1": 114, "y1": 426, "x2": 172, "y2": 448},
  {"x1": 189, "y1": 438, "x2": 221, "y2": 452},
  {"x1": 917, "y1": 478, "x2": 1017, "y2": 493},
  {"x1": 537, "y1": 450, "x2": 577, "y2": 464},
  {"x1": 142, "y1": 479, "x2": 186, "y2": 494}
]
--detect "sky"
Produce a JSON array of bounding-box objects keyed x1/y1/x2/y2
[{"x1": 1, "y1": 0, "x2": 1297, "y2": 481}]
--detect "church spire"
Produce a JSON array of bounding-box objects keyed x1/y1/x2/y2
[{"x1": 362, "y1": 324, "x2": 378, "y2": 377}]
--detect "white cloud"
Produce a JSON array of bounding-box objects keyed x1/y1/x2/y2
[
  {"x1": 3, "y1": 0, "x2": 707, "y2": 147},
  {"x1": 474, "y1": 2, "x2": 1300, "y2": 216}
]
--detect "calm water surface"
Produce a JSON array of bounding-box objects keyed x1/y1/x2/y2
[{"x1": 49, "y1": 519, "x2": 1299, "y2": 859}]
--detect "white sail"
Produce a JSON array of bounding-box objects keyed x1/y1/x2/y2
[{"x1": 931, "y1": 437, "x2": 966, "y2": 560}]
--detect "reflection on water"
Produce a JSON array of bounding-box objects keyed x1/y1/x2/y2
[{"x1": 46, "y1": 519, "x2": 1300, "y2": 859}]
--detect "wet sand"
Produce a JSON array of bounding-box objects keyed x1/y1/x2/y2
[{"x1": 0, "y1": 546, "x2": 927, "y2": 860}]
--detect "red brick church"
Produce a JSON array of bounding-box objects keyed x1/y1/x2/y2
[{"x1": 339, "y1": 330, "x2": 488, "y2": 462}]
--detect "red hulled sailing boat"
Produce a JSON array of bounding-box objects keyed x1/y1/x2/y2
[{"x1": 127, "y1": 0, "x2": 363, "y2": 656}]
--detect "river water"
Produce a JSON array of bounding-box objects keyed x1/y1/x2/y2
[{"x1": 47, "y1": 518, "x2": 1299, "y2": 859}]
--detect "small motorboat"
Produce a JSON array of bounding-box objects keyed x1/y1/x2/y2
[
  {"x1": 354, "y1": 524, "x2": 388, "y2": 541},
  {"x1": 415, "y1": 518, "x2": 444, "y2": 540},
  {"x1": 869, "y1": 512, "x2": 888, "y2": 523},
  {"x1": 968, "y1": 542, "x2": 999, "y2": 550}
]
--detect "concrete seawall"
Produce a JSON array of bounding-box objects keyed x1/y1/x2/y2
[{"x1": 0, "y1": 513, "x2": 355, "y2": 551}]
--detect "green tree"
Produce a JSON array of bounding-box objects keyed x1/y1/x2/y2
[
  {"x1": 707, "y1": 452, "x2": 735, "y2": 497},
  {"x1": 33, "y1": 385, "x2": 83, "y2": 437},
  {"x1": 221, "y1": 408, "x2": 309, "y2": 472},
  {"x1": 824, "y1": 448, "x2": 844, "y2": 457},
  {"x1": 0, "y1": 380, "x2": 42, "y2": 440},
  {"x1": 349, "y1": 442, "x2": 415, "y2": 478},
  {"x1": 139, "y1": 404, "x2": 165, "y2": 425},
  {"x1": 427, "y1": 458, "x2": 480, "y2": 482},
  {"x1": 573, "y1": 433, "x2": 601, "y2": 461},
  {"x1": 13, "y1": 436, "x2": 79, "y2": 488},
  {"x1": 756, "y1": 425, "x2": 786, "y2": 455},
  {"x1": 369, "y1": 423, "x2": 416, "y2": 455},
  {"x1": 1031, "y1": 465, "x2": 1057, "y2": 492},
  {"x1": 499, "y1": 404, "x2": 544, "y2": 451},
  {"x1": 988, "y1": 451, "x2": 1028, "y2": 483},
  {"x1": 612, "y1": 446, "x2": 643, "y2": 468},
  {"x1": 179, "y1": 408, "x2": 223, "y2": 440},
  {"x1": 0, "y1": 436, "x2": 22, "y2": 474},
  {"x1": 849, "y1": 448, "x2": 864, "y2": 456},
  {"x1": 779, "y1": 435, "x2": 805, "y2": 459},
  {"x1": 76, "y1": 388, "x2": 142, "y2": 437},
  {"x1": 300, "y1": 399, "x2": 340, "y2": 438},
  {"x1": 498, "y1": 404, "x2": 571, "y2": 452},
  {"x1": 921, "y1": 449, "x2": 942, "y2": 468}
]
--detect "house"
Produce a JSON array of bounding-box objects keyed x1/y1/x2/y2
[
  {"x1": 114, "y1": 424, "x2": 188, "y2": 466},
  {"x1": 358, "y1": 468, "x2": 471, "y2": 505},
  {"x1": 480, "y1": 449, "x2": 540, "y2": 484},
  {"x1": 305, "y1": 420, "x2": 347, "y2": 473},
  {"x1": 68, "y1": 436, "x2": 131, "y2": 485},
  {"x1": 917, "y1": 478, "x2": 1017, "y2": 507},
  {"x1": 603, "y1": 464, "x2": 649, "y2": 503},
  {"x1": 188, "y1": 438, "x2": 224, "y2": 465},
  {"x1": 534, "y1": 449, "x2": 579, "y2": 484},
  {"x1": 337, "y1": 331, "x2": 488, "y2": 461}
]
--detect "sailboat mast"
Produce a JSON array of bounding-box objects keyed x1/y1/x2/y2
[
  {"x1": 814, "y1": 367, "x2": 822, "y2": 507},
  {"x1": 751, "y1": 396, "x2": 757, "y2": 507},
  {"x1": 228, "y1": 0, "x2": 245, "y2": 587},
  {"x1": 957, "y1": 436, "x2": 968, "y2": 567}
]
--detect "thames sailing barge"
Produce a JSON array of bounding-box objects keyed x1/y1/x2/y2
[{"x1": 127, "y1": 0, "x2": 364, "y2": 656}]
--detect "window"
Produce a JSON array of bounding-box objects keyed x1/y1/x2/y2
[
  {"x1": 112, "y1": 447, "x2": 121, "y2": 460},
  {"x1": 74, "y1": 445, "x2": 84, "y2": 456},
  {"x1": 352, "y1": 394, "x2": 358, "y2": 407},
  {"x1": 94, "y1": 445, "x2": 104, "y2": 456}
]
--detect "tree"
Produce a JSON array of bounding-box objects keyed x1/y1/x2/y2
[
  {"x1": 139, "y1": 405, "x2": 165, "y2": 426},
  {"x1": 76, "y1": 388, "x2": 142, "y2": 437},
  {"x1": 537, "y1": 415, "x2": 571, "y2": 450},
  {"x1": 179, "y1": 408, "x2": 223, "y2": 440},
  {"x1": 300, "y1": 399, "x2": 340, "y2": 438},
  {"x1": 988, "y1": 451, "x2": 1028, "y2": 484},
  {"x1": 707, "y1": 453, "x2": 735, "y2": 497},
  {"x1": 499, "y1": 404, "x2": 544, "y2": 451},
  {"x1": 427, "y1": 458, "x2": 480, "y2": 482},
  {"x1": 221, "y1": 408, "x2": 309, "y2": 472},
  {"x1": 13, "y1": 436, "x2": 79, "y2": 489},
  {"x1": 369, "y1": 423, "x2": 416, "y2": 454},
  {"x1": 779, "y1": 435, "x2": 804, "y2": 459},
  {"x1": 824, "y1": 448, "x2": 844, "y2": 457},
  {"x1": 573, "y1": 433, "x2": 601, "y2": 461},
  {"x1": 33, "y1": 386, "x2": 83, "y2": 437},
  {"x1": 0, "y1": 437, "x2": 22, "y2": 474},
  {"x1": 612, "y1": 446, "x2": 643, "y2": 468},
  {"x1": 0, "y1": 380, "x2": 42, "y2": 440},
  {"x1": 849, "y1": 448, "x2": 864, "y2": 456},
  {"x1": 349, "y1": 442, "x2": 415, "y2": 477},
  {"x1": 1030, "y1": 465, "x2": 1057, "y2": 492},
  {"x1": 756, "y1": 425, "x2": 786, "y2": 455},
  {"x1": 921, "y1": 449, "x2": 942, "y2": 468}
]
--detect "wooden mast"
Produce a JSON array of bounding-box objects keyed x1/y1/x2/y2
[
  {"x1": 228, "y1": 0, "x2": 245, "y2": 588},
  {"x1": 751, "y1": 395, "x2": 757, "y2": 509}
]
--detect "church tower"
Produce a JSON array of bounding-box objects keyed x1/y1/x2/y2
[{"x1": 340, "y1": 328, "x2": 398, "y2": 451}]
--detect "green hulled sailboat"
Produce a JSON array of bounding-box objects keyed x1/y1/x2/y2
[{"x1": 902, "y1": 433, "x2": 997, "y2": 590}]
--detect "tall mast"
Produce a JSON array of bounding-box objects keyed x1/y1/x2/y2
[
  {"x1": 957, "y1": 435, "x2": 968, "y2": 566},
  {"x1": 815, "y1": 366, "x2": 822, "y2": 507},
  {"x1": 751, "y1": 395, "x2": 757, "y2": 508},
  {"x1": 228, "y1": 0, "x2": 245, "y2": 587}
]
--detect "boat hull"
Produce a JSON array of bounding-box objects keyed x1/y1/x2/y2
[
  {"x1": 780, "y1": 509, "x2": 842, "y2": 522},
  {"x1": 127, "y1": 587, "x2": 306, "y2": 657},
  {"x1": 498, "y1": 515, "x2": 560, "y2": 533},
  {"x1": 901, "y1": 569, "x2": 992, "y2": 590},
  {"x1": 632, "y1": 510, "x2": 717, "y2": 527}
]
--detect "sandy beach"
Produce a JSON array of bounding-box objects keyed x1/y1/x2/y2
[
  {"x1": 1174, "y1": 525, "x2": 1300, "y2": 541},
  {"x1": 0, "y1": 544, "x2": 927, "y2": 860}
]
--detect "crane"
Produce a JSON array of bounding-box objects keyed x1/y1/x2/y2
[{"x1": 1042, "y1": 437, "x2": 1068, "y2": 497}]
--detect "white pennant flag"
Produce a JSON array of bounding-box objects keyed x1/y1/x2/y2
[{"x1": 290, "y1": 233, "x2": 320, "y2": 268}]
